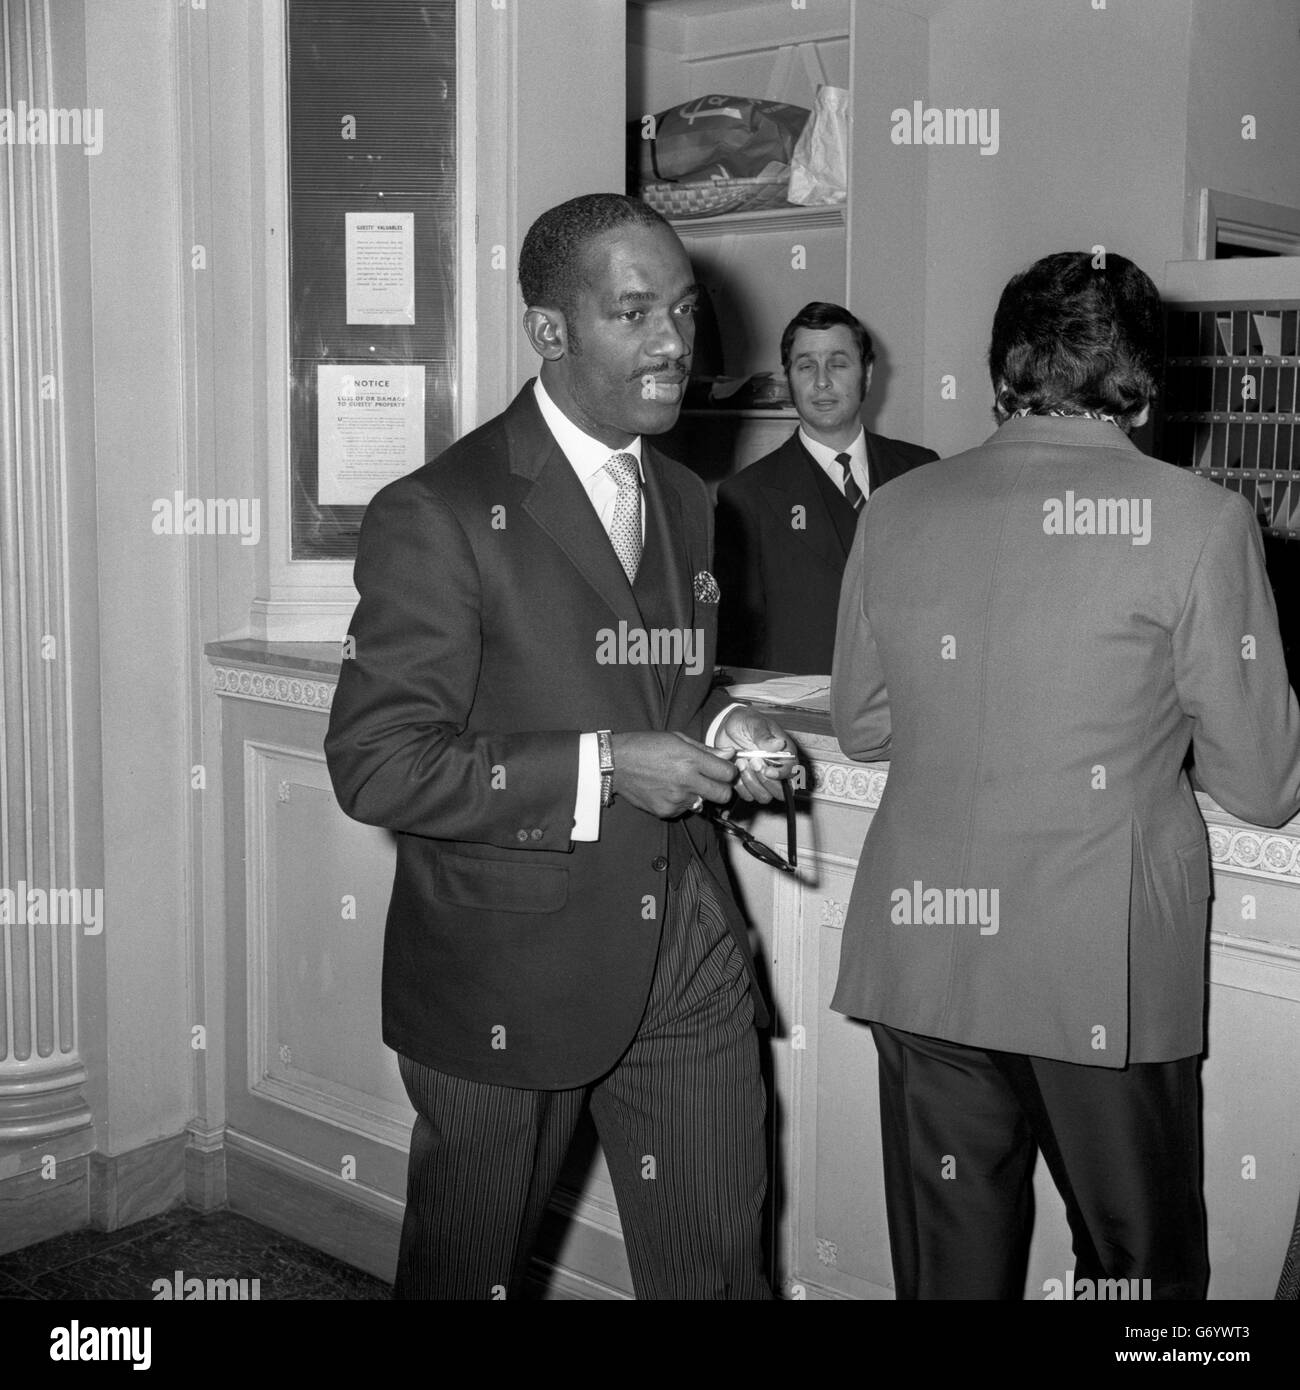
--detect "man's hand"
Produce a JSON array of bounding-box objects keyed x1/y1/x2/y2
[
  {"x1": 713, "y1": 707, "x2": 797, "y2": 803},
  {"x1": 610, "y1": 732, "x2": 739, "y2": 819}
]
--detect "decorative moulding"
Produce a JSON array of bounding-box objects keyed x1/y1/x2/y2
[
  {"x1": 206, "y1": 659, "x2": 1300, "y2": 887},
  {"x1": 1203, "y1": 820, "x2": 1300, "y2": 884},
  {"x1": 211, "y1": 665, "x2": 335, "y2": 713},
  {"x1": 242, "y1": 741, "x2": 414, "y2": 1150},
  {"x1": 800, "y1": 736, "x2": 1300, "y2": 886}
]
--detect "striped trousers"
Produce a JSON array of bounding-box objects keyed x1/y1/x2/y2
[{"x1": 394, "y1": 856, "x2": 770, "y2": 1300}]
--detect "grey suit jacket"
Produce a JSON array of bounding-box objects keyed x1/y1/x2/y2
[{"x1": 830, "y1": 415, "x2": 1300, "y2": 1066}]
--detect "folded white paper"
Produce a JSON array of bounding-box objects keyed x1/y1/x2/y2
[{"x1": 727, "y1": 676, "x2": 831, "y2": 709}]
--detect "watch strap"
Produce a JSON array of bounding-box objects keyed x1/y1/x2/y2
[{"x1": 597, "y1": 730, "x2": 615, "y2": 807}]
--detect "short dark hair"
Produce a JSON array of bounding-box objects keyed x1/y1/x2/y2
[
  {"x1": 988, "y1": 252, "x2": 1162, "y2": 425},
  {"x1": 518, "y1": 194, "x2": 671, "y2": 323},
  {"x1": 780, "y1": 302, "x2": 875, "y2": 374}
]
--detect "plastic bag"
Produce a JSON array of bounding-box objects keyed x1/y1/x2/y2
[
  {"x1": 634, "y1": 95, "x2": 810, "y2": 183},
  {"x1": 787, "y1": 85, "x2": 849, "y2": 206}
]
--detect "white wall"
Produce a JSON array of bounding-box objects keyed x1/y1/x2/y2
[
  {"x1": 85, "y1": 0, "x2": 196, "y2": 1157},
  {"x1": 845, "y1": 1, "x2": 930, "y2": 442},
  {"x1": 509, "y1": 0, "x2": 630, "y2": 393},
  {"x1": 1183, "y1": 0, "x2": 1300, "y2": 253},
  {"x1": 921, "y1": 0, "x2": 1193, "y2": 456}
]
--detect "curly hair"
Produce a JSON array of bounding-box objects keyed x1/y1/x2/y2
[{"x1": 988, "y1": 252, "x2": 1162, "y2": 426}]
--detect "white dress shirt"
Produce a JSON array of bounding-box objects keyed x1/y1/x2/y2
[
  {"x1": 534, "y1": 377, "x2": 647, "y2": 540},
  {"x1": 799, "y1": 424, "x2": 870, "y2": 504},
  {"x1": 532, "y1": 378, "x2": 735, "y2": 839}
]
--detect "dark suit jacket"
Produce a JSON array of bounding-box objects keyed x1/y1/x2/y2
[
  {"x1": 831, "y1": 415, "x2": 1300, "y2": 1066},
  {"x1": 325, "y1": 383, "x2": 759, "y2": 1091},
  {"x1": 715, "y1": 428, "x2": 937, "y2": 673}
]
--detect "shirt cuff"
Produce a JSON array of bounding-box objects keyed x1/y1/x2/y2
[
  {"x1": 707, "y1": 702, "x2": 744, "y2": 746},
  {"x1": 572, "y1": 731, "x2": 601, "y2": 841}
]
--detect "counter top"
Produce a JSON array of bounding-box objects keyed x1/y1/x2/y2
[
  {"x1": 206, "y1": 638, "x2": 342, "y2": 676},
  {"x1": 204, "y1": 640, "x2": 1300, "y2": 879}
]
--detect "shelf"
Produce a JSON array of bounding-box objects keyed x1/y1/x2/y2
[{"x1": 668, "y1": 205, "x2": 845, "y2": 239}]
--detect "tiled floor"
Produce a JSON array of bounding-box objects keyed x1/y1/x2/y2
[{"x1": 0, "y1": 1206, "x2": 391, "y2": 1300}]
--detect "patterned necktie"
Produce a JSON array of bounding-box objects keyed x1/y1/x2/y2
[
  {"x1": 605, "y1": 451, "x2": 643, "y2": 583},
  {"x1": 836, "y1": 452, "x2": 864, "y2": 512}
]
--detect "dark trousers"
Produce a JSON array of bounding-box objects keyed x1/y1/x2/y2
[
  {"x1": 871, "y1": 1023, "x2": 1208, "y2": 1300},
  {"x1": 395, "y1": 857, "x2": 770, "y2": 1299}
]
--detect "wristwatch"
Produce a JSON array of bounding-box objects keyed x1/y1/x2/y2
[{"x1": 597, "y1": 730, "x2": 615, "y2": 807}]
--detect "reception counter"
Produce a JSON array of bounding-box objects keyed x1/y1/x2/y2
[{"x1": 208, "y1": 640, "x2": 1300, "y2": 1299}]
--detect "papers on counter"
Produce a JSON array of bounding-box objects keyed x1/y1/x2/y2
[{"x1": 726, "y1": 675, "x2": 831, "y2": 711}]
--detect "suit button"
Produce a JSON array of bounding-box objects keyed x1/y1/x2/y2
[
  {"x1": 530, "y1": 828, "x2": 543, "y2": 841},
  {"x1": 651, "y1": 856, "x2": 668, "y2": 872},
  {"x1": 515, "y1": 829, "x2": 528, "y2": 842}
]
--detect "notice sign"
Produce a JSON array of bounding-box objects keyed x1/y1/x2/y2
[
  {"x1": 317, "y1": 364, "x2": 425, "y2": 506},
  {"x1": 345, "y1": 212, "x2": 415, "y2": 325}
]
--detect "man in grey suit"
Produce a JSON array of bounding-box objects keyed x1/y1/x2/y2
[{"x1": 831, "y1": 251, "x2": 1300, "y2": 1299}]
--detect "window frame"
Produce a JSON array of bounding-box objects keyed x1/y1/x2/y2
[
  {"x1": 1198, "y1": 189, "x2": 1300, "y2": 260},
  {"x1": 255, "y1": 0, "x2": 499, "y2": 640}
]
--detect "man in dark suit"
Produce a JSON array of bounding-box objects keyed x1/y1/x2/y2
[
  {"x1": 831, "y1": 252, "x2": 1300, "y2": 1299},
  {"x1": 715, "y1": 302, "x2": 937, "y2": 674},
  {"x1": 325, "y1": 194, "x2": 794, "y2": 1300}
]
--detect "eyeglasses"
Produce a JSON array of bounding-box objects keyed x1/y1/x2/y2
[{"x1": 709, "y1": 780, "x2": 798, "y2": 873}]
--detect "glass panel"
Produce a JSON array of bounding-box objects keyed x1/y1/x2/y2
[{"x1": 286, "y1": 0, "x2": 457, "y2": 561}]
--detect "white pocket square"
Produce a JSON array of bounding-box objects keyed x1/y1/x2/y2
[{"x1": 693, "y1": 570, "x2": 720, "y2": 604}]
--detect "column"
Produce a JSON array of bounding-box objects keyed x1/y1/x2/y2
[{"x1": 0, "y1": 0, "x2": 93, "y2": 1142}]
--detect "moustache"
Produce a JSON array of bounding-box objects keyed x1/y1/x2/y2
[{"x1": 630, "y1": 364, "x2": 688, "y2": 383}]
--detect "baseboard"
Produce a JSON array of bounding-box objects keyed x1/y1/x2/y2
[
  {"x1": 184, "y1": 1125, "x2": 227, "y2": 1211},
  {"x1": 89, "y1": 1133, "x2": 188, "y2": 1231},
  {"x1": 223, "y1": 1129, "x2": 402, "y2": 1284},
  {"x1": 4, "y1": 1121, "x2": 690, "y2": 1299},
  {"x1": 531, "y1": 1182, "x2": 633, "y2": 1298},
  {"x1": 524, "y1": 1257, "x2": 631, "y2": 1300},
  {"x1": 0, "y1": 1126, "x2": 191, "y2": 1254},
  {"x1": 222, "y1": 1127, "x2": 641, "y2": 1297},
  {"x1": 0, "y1": 1147, "x2": 91, "y2": 1255}
]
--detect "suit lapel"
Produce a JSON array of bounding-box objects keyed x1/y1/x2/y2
[
  {"x1": 642, "y1": 450, "x2": 690, "y2": 634},
  {"x1": 641, "y1": 447, "x2": 692, "y2": 712},
  {"x1": 761, "y1": 436, "x2": 852, "y2": 572},
  {"x1": 507, "y1": 387, "x2": 660, "y2": 711},
  {"x1": 810, "y1": 454, "x2": 858, "y2": 552},
  {"x1": 509, "y1": 389, "x2": 640, "y2": 622}
]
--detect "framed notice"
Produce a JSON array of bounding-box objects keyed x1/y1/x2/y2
[
  {"x1": 317, "y1": 364, "x2": 425, "y2": 506},
  {"x1": 345, "y1": 212, "x2": 415, "y2": 325}
]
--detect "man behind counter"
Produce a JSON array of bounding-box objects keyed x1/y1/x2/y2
[{"x1": 715, "y1": 302, "x2": 937, "y2": 674}]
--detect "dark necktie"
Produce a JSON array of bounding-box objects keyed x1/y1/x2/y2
[
  {"x1": 605, "y1": 451, "x2": 643, "y2": 583},
  {"x1": 836, "y1": 452, "x2": 864, "y2": 511}
]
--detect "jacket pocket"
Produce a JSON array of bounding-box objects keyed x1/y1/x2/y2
[
  {"x1": 1176, "y1": 841, "x2": 1212, "y2": 904},
  {"x1": 1134, "y1": 825, "x2": 1211, "y2": 930},
  {"x1": 432, "y1": 851, "x2": 569, "y2": 914}
]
